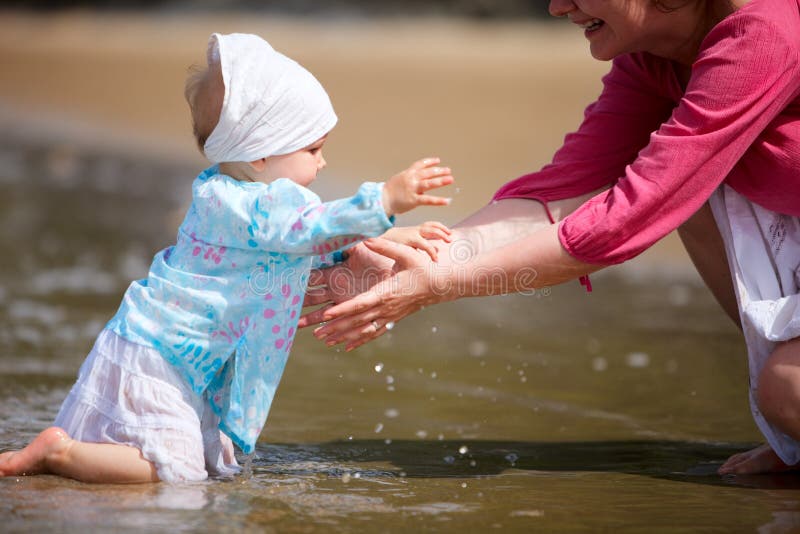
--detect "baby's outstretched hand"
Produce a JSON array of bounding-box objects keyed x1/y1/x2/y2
[
  {"x1": 380, "y1": 221, "x2": 453, "y2": 262},
  {"x1": 381, "y1": 157, "x2": 454, "y2": 216}
]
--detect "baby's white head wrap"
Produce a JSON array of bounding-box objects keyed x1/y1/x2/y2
[{"x1": 203, "y1": 33, "x2": 337, "y2": 163}]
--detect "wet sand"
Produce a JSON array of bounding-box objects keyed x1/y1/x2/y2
[{"x1": 0, "y1": 10, "x2": 693, "y2": 277}]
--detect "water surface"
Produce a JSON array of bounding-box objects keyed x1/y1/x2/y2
[{"x1": 2, "y1": 138, "x2": 799, "y2": 532}]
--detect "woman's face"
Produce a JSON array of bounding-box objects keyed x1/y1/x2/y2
[{"x1": 548, "y1": 0, "x2": 700, "y2": 62}]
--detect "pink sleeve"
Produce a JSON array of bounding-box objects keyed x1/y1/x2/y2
[
  {"x1": 560, "y1": 14, "x2": 800, "y2": 265},
  {"x1": 493, "y1": 53, "x2": 675, "y2": 203}
]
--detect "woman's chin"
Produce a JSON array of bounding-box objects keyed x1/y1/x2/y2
[{"x1": 588, "y1": 44, "x2": 616, "y2": 62}]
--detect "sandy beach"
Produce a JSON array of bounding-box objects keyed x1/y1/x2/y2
[{"x1": 0, "y1": 10, "x2": 692, "y2": 276}]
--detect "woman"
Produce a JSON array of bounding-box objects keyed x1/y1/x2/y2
[{"x1": 300, "y1": 0, "x2": 800, "y2": 476}]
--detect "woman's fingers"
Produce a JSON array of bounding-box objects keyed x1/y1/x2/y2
[
  {"x1": 302, "y1": 285, "x2": 331, "y2": 307},
  {"x1": 320, "y1": 290, "x2": 382, "y2": 323},
  {"x1": 297, "y1": 303, "x2": 333, "y2": 328},
  {"x1": 362, "y1": 237, "x2": 426, "y2": 269},
  {"x1": 319, "y1": 309, "x2": 401, "y2": 349}
]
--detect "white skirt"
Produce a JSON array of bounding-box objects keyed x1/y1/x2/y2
[
  {"x1": 710, "y1": 185, "x2": 800, "y2": 465},
  {"x1": 54, "y1": 329, "x2": 240, "y2": 483}
]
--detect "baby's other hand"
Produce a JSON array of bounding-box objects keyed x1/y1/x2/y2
[
  {"x1": 380, "y1": 221, "x2": 452, "y2": 262},
  {"x1": 381, "y1": 157, "x2": 454, "y2": 216},
  {"x1": 418, "y1": 220, "x2": 453, "y2": 243}
]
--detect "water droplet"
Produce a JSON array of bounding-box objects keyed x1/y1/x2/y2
[
  {"x1": 387, "y1": 385, "x2": 395, "y2": 392},
  {"x1": 416, "y1": 430, "x2": 428, "y2": 439},
  {"x1": 347, "y1": 435, "x2": 353, "y2": 440},
  {"x1": 385, "y1": 408, "x2": 399, "y2": 418},
  {"x1": 668, "y1": 284, "x2": 691, "y2": 307},
  {"x1": 374, "y1": 423, "x2": 384, "y2": 433},
  {"x1": 469, "y1": 340, "x2": 488, "y2": 357},
  {"x1": 458, "y1": 445, "x2": 469, "y2": 455},
  {"x1": 385, "y1": 438, "x2": 392, "y2": 445},
  {"x1": 592, "y1": 356, "x2": 608, "y2": 372},
  {"x1": 431, "y1": 326, "x2": 438, "y2": 333},
  {"x1": 437, "y1": 433, "x2": 445, "y2": 441},
  {"x1": 626, "y1": 352, "x2": 650, "y2": 368},
  {"x1": 374, "y1": 362, "x2": 384, "y2": 373},
  {"x1": 385, "y1": 321, "x2": 395, "y2": 330},
  {"x1": 353, "y1": 472, "x2": 361, "y2": 479},
  {"x1": 443, "y1": 455, "x2": 455, "y2": 465},
  {"x1": 386, "y1": 375, "x2": 395, "y2": 384},
  {"x1": 430, "y1": 371, "x2": 437, "y2": 379},
  {"x1": 341, "y1": 473, "x2": 351, "y2": 483},
  {"x1": 461, "y1": 482, "x2": 467, "y2": 488},
  {"x1": 470, "y1": 460, "x2": 477, "y2": 467},
  {"x1": 520, "y1": 376, "x2": 527, "y2": 383}
]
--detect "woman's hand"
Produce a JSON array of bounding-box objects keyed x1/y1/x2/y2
[
  {"x1": 298, "y1": 242, "x2": 395, "y2": 328},
  {"x1": 311, "y1": 237, "x2": 451, "y2": 351}
]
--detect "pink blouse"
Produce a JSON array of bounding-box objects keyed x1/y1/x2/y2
[{"x1": 493, "y1": 0, "x2": 800, "y2": 265}]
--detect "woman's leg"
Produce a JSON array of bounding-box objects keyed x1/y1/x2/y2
[
  {"x1": 676, "y1": 202, "x2": 741, "y2": 330},
  {"x1": 0, "y1": 427, "x2": 159, "y2": 483},
  {"x1": 718, "y1": 338, "x2": 800, "y2": 475},
  {"x1": 680, "y1": 203, "x2": 800, "y2": 474}
]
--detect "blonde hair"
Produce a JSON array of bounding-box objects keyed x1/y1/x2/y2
[{"x1": 184, "y1": 60, "x2": 224, "y2": 154}]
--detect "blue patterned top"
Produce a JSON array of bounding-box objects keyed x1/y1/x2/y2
[{"x1": 106, "y1": 166, "x2": 393, "y2": 453}]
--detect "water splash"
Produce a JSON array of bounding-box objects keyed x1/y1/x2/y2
[{"x1": 241, "y1": 452, "x2": 256, "y2": 479}]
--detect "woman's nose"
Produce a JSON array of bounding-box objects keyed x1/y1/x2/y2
[{"x1": 549, "y1": 0, "x2": 576, "y2": 17}]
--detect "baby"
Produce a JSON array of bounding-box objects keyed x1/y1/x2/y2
[{"x1": 0, "y1": 33, "x2": 453, "y2": 483}]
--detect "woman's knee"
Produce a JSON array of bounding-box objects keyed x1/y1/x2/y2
[{"x1": 757, "y1": 340, "x2": 800, "y2": 424}]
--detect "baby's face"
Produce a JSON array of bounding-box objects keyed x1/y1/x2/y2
[{"x1": 262, "y1": 135, "x2": 328, "y2": 188}]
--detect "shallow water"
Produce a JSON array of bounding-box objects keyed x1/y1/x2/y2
[{"x1": 2, "y1": 137, "x2": 800, "y2": 532}]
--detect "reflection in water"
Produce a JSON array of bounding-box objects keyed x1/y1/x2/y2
[{"x1": 2, "y1": 138, "x2": 800, "y2": 531}]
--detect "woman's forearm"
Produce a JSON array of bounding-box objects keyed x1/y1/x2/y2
[
  {"x1": 451, "y1": 223, "x2": 601, "y2": 297},
  {"x1": 429, "y1": 194, "x2": 604, "y2": 298}
]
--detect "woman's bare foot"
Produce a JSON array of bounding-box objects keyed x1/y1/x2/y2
[
  {"x1": 718, "y1": 444, "x2": 798, "y2": 475},
  {"x1": 0, "y1": 427, "x2": 72, "y2": 477}
]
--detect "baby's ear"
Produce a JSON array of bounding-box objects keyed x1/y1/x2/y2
[{"x1": 248, "y1": 158, "x2": 267, "y2": 172}]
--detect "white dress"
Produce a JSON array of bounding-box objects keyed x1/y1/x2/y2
[
  {"x1": 710, "y1": 185, "x2": 800, "y2": 465},
  {"x1": 54, "y1": 329, "x2": 240, "y2": 483}
]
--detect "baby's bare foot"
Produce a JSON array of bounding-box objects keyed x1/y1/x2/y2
[
  {"x1": 0, "y1": 427, "x2": 73, "y2": 476},
  {"x1": 718, "y1": 444, "x2": 797, "y2": 475}
]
